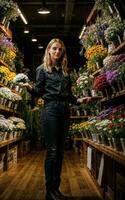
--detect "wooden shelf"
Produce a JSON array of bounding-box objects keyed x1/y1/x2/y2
[
  {"x1": 0, "y1": 24, "x2": 12, "y2": 38},
  {"x1": 92, "y1": 69, "x2": 101, "y2": 76},
  {"x1": 101, "y1": 89, "x2": 125, "y2": 102},
  {"x1": 69, "y1": 115, "x2": 91, "y2": 119},
  {"x1": 0, "y1": 58, "x2": 9, "y2": 68},
  {"x1": 0, "y1": 103, "x2": 17, "y2": 114},
  {"x1": 0, "y1": 137, "x2": 22, "y2": 148},
  {"x1": 86, "y1": 4, "x2": 96, "y2": 24},
  {"x1": 110, "y1": 41, "x2": 125, "y2": 55},
  {"x1": 83, "y1": 138, "x2": 125, "y2": 167}
]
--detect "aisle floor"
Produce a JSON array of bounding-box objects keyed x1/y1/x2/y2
[{"x1": 0, "y1": 150, "x2": 103, "y2": 200}]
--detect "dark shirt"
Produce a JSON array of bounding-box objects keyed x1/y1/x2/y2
[{"x1": 32, "y1": 65, "x2": 78, "y2": 105}]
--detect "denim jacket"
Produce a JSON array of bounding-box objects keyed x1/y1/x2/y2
[{"x1": 32, "y1": 65, "x2": 78, "y2": 105}]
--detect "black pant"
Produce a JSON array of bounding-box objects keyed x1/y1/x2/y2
[{"x1": 41, "y1": 101, "x2": 69, "y2": 191}]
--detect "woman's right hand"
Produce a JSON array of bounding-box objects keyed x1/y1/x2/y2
[
  {"x1": 77, "y1": 96, "x2": 92, "y2": 104},
  {"x1": 21, "y1": 83, "x2": 33, "y2": 91}
]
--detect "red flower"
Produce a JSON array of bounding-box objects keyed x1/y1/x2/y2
[
  {"x1": 111, "y1": 115, "x2": 116, "y2": 120},
  {"x1": 108, "y1": 123, "x2": 114, "y2": 129},
  {"x1": 116, "y1": 123, "x2": 122, "y2": 128},
  {"x1": 118, "y1": 113, "x2": 125, "y2": 118}
]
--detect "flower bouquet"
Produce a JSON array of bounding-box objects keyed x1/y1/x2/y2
[
  {"x1": 85, "y1": 44, "x2": 108, "y2": 68},
  {"x1": 75, "y1": 68, "x2": 93, "y2": 97},
  {"x1": 104, "y1": 17, "x2": 125, "y2": 45}
]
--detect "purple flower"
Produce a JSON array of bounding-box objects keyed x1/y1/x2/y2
[
  {"x1": 106, "y1": 70, "x2": 118, "y2": 83},
  {"x1": 0, "y1": 36, "x2": 13, "y2": 49}
]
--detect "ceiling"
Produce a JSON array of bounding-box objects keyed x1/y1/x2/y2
[
  {"x1": 10, "y1": 0, "x2": 95, "y2": 72},
  {"x1": 11, "y1": 0, "x2": 125, "y2": 75}
]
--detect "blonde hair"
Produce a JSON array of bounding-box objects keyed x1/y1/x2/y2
[{"x1": 42, "y1": 38, "x2": 69, "y2": 76}]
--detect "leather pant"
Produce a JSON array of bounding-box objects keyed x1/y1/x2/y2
[{"x1": 41, "y1": 101, "x2": 69, "y2": 191}]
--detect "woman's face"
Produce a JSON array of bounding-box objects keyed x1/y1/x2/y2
[{"x1": 48, "y1": 42, "x2": 63, "y2": 64}]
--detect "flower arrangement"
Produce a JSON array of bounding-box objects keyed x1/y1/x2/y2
[
  {"x1": 86, "y1": 60, "x2": 100, "y2": 73},
  {"x1": 4, "y1": 48, "x2": 16, "y2": 65},
  {"x1": 73, "y1": 68, "x2": 93, "y2": 97},
  {"x1": 106, "y1": 70, "x2": 118, "y2": 84},
  {"x1": 107, "y1": 111, "x2": 125, "y2": 138},
  {"x1": 95, "y1": 0, "x2": 113, "y2": 12},
  {"x1": 93, "y1": 73, "x2": 109, "y2": 91},
  {"x1": 0, "y1": 36, "x2": 14, "y2": 49},
  {"x1": 94, "y1": 119, "x2": 111, "y2": 136},
  {"x1": 81, "y1": 24, "x2": 98, "y2": 49},
  {"x1": 0, "y1": 0, "x2": 19, "y2": 22},
  {"x1": 85, "y1": 45, "x2": 108, "y2": 69},
  {"x1": 104, "y1": 17, "x2": 125, "y2": 44},
  {"x1": 80, "y1": 18, "x2": 109, "y2": 50},
  {"x1": 103, "y1": 54, "x2": 125, "y2": 70}
]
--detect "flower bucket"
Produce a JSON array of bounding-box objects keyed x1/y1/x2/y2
[
  {"x1": 100, "y1": 134, "x2": 108, "y2": 145},
  {"x1": 112, "y1": 138, "x2": 123, "y2": 151},
  {"x1": 96, "y1": 134, "x2": 102, "y2": 144},
  {"x1": 120, "y1": 138, "x2": 125, "y2": 154},
  {"x1": 92, "y1": 133, "x2": 97, "y2": 142},
  {"x1": 108, "y1": 137, "x2": 114, "y2": 148}
]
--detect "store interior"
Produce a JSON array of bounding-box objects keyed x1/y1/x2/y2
[{"x1": 0, "y1": 0, "x2": 125, "y2": 200}]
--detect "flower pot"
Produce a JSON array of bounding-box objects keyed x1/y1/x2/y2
[{"x1": 91, "y1": 89, "x2": 98, "y2": 97}]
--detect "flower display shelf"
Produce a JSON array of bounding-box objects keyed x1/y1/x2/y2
[
  {"x1": 0, "y1": 83, "x2": 21, "y2": 100},
  {"x1": 0, "y1": 103, "x2": 17, "y2": 114},
  {"x1": 83, "y1": 138, "x2": 125, "y2": 167},
  {"x1": 91, "y1": 96, "x2": 103, "y2": 100},
  {"x1": 110, "y1": 41, "x2": 125, "y2": 55},
  {"x1": 101, "y1": 89, "x2": 125, "y2": 102},
  {"x1": 0, "y1": 24, "x2": 12, "y2": 38},
  {"x1": 0, "y1": 58, "x2": 8, "y2": 68},
  {"x1": 86, "y1": 3, "x2": 97, "y2": 24},
  {"x1": 92, "y1": 69, "x2": 101, "y2": 77},
  {"x1": 69, "y1": 115, "x2": 91, "y2": 119},
  {"x1": 0, "y1": 137, "x2": 21, "y2": 148}
]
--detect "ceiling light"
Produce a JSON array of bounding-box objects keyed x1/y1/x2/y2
[
  {"x1": 37, "y1": 0, "x2": 50, "y2": 15},
  {"x1": 17, "y1": 8, "x2": 28, "y2": 24},
  {"x1": 38, "y1": 45, "x2": 44, "y2": 49},
  {"x1": 37, "y1": 8, "x2": 50, "y2": 15},
  {"x1": 32, "y1": 37, "x2": 37, "y2": 42},
  {"x1": 24, "y1": 27, "x2": 29, "y2": 34}
]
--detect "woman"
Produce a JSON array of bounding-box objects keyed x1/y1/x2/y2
[{"x1": 23, "y1": 38, "x2": 91, "y2": 200}]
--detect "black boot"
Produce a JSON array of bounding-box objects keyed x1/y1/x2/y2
[
  {"x1": 45, "y1": 190, "x2": 62, "y2": 200},
  {"x1": 54, "y1": 190, "x2": 67, "y2": 200}
]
